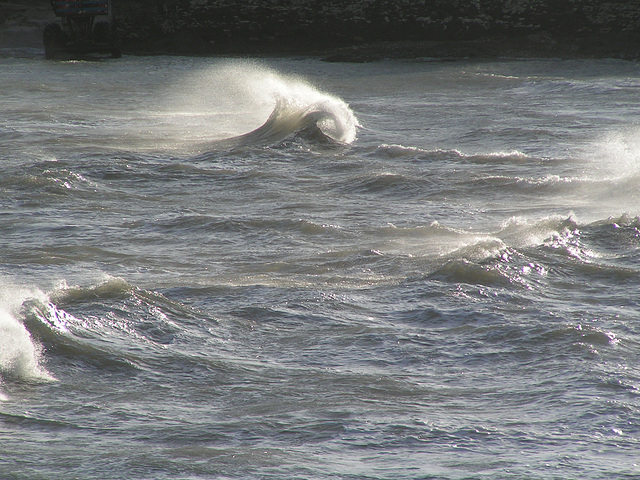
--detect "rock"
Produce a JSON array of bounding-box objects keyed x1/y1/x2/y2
[{"x1": 3, "y1": 0, "x2": 640, "y2": 59}]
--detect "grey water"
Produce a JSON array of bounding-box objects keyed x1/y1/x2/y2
[{"x1": 1, "y1": 53, "x2": 640, "y2": 480}]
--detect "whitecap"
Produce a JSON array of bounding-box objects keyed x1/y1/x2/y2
[{"x1": 0, "y1": 306, "x2": 56, "y2": 384}]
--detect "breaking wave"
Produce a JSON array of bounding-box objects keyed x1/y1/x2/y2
[
  {"x1": 0, "y1": 276, "x2": 161, "y2": 399},
  {"x1": 228, "y1": 96, "x2": 358, "y2": 148},
  {"x1": 0, "y1": 275, "x2": 228, "y2": 401},
  {"x1": 191, "y1": 63, "x2": 359, "y2": 151},
  {"x1": 0, "y1": 284, "x2": 55, "y2": 399}
]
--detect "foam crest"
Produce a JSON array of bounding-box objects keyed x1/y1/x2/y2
[
  {"x1": 0, "y1": 283, "x2": 55, "y2": 397},
  {"x1": 0, "y1": 308, "x2": 54, "y2": 381},
  {"x1": 498, "y1": 215, "x2": 578, "y2": 250}
]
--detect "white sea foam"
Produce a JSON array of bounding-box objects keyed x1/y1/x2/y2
[
  {"x1": 0, "y1": 308, "x2": 52, "y2": 380},
  {"x1": 0, "y1": 283, "x2": 55, "y2": 398}
]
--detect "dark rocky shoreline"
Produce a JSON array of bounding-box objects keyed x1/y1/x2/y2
[
  {"x1": 117, "y1": 0, "x2": 640, "y2": 60},
  {"x1": 2, "y1": 0, "x2": 640, "y2": 61}
]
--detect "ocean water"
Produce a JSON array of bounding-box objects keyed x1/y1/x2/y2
[{"x1": 1, "y1": 52, "x2": 639, "y2": 480}]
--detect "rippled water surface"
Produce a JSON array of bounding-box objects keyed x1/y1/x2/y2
[{"x1": 1, "y1": 53, "x2": 640, "y2": 479}]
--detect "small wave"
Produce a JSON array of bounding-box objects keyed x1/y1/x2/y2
[
  {"x1": 464, "y1": 150, "x2": 532, "y2": 164},
  {"x1": 375, "y1": 217, "x2": 575, "y2": 288},
  {"x1": 497, "y1": 215, "x2": 578, "y2": 249},
  {"x1": 22, "y1": 297, "x2": 139, "y2": 373},
  {"x1": 0, "y1": 166, "x2": 98, "y2": 197},
  {"x1": 546, "y1": 324, "x2": 619, "y2": 348},
  {"x1": 553, "y1": 215, "x2": 640, "y2": 273},
  {"x1": 0, "y1": 275, "x2": 198, "y2": 399},
  {"x1": 491, "y1": 215, "x2": 640, "y2": 288},
  {"x1": 371, "y1": 145, "x2": 463, "y2": 161},
  {"x1": 291, "y1": 219, "x2": 344, "y2": 235},
  {"x1": 343, "y1": 169, "x2": 439, "y2": 198},
  {"x1": 369, "y1": 145, "x2": 535, "y2": 166},
  {"x1": 430, "y1": 258, "x2": 512, "y2": 287},
  {"x1": 355, "y1": 171, "x2": 415, "y2": 193},
  {"x1": 421, "y1": 217, "x2": 579, "y2": 289},
  {"x1": 48, "y1": 276, "x2": 132, "y2": 304},
  {"x1": 380, "y1": 221, "x2": 463, "y2": 238},
  {"x1": 373, "y1": 144, "x2": 433, "y2": 158},
  {"x1": 421, "y1": 215, "x2": 633, "y2": 290},
  {"x1": 21, "y1": 276, "x2": 218, "y2": 374},
  {"x1": 602, "y1": 214, "x2": 640, "y2": 229},
  {"x1": 365, "y1": 221, "x2": 510, "y2": 268}
]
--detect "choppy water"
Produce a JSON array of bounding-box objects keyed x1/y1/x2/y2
[{"x1": 1, "y1": 52, "x2": 640, "y2": 480}]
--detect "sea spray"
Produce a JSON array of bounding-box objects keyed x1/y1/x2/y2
[
  {"x1": 171, "y1": 61, "x2": 359, "y2": 149},
  {"x1": 592, "y1": 127, "x2": 640, "y2": 182},
  {"x1": 568, "y1": 127, "x2": 640, "y2": 219},
  {"x1": 232, "y1": 63, "x2": 359, "y2": 143},
  {"x1": 0, "y1": 284, "x2": 55, "y2": 398},
  {"x1": 0, "y1": 309, "x2": 52, "y2": 380}
]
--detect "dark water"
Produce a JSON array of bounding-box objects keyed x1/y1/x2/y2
[{"x1": 1, "y1": 54, "x2": 640, "y2": 479}]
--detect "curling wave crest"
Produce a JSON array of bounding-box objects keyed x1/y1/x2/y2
[{"x1": 191, "y1": 63, "x2": 359, "y2": 150}]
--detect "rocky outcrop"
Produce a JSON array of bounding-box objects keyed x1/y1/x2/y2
[
  {"x1": 116, "y1": 0, "x2": 640, "y2": 59},
  {"x1": 2, "y1": 0, "x2": 640, "y2": 59}
]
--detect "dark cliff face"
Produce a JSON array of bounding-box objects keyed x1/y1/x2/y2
[
  {"x1": 16, "y1": 0, "x2": 639, "y2": 58},
  {"x1": 115, "y1": 0, "x2": 640, "y2": 58}
]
